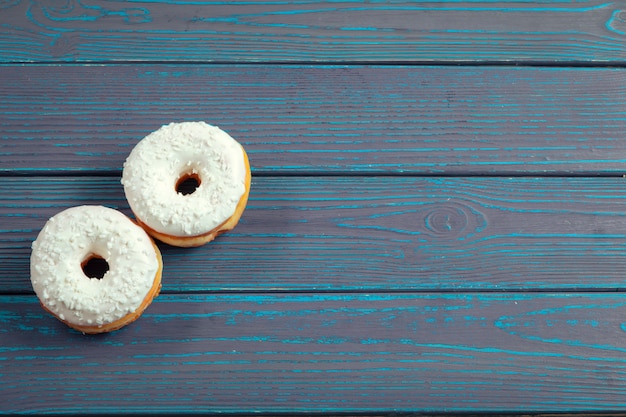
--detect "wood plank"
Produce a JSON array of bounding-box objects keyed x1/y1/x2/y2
[
  {"x1": 1, "y1": 1, "x2": 625, "y2": 63},
  {"x1": 2, "y1": 65, "x2": 626, "y2": 175},
  {"x1": 4, "y1": 176, "x2": 626, "y2": 294},
  {"x1": 3, "y1": 292, "x2": 626, "y2": 414}
]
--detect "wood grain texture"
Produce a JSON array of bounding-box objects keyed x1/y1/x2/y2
[
  {"x1": 4, "y1": 1, "x2": 626, "y2": 413},
  {"x1": 4, "y1": 292, "x2": 626, "y2": 414},
  {"x1": 2, "y1": 64, "x2": 626, "y2": 175},
  {"x1": 5, "y1": 176, "x2": 626, "y2": 294},
  {"x1": 1, "y1": 0, "x2": 625, "y2": 63}
]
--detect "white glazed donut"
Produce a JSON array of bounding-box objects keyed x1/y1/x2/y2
[
  {"x1": 121, "y1": 121, "x2": 251, "y2": 247},
  {"x1": 30, "y1": 205, "x2": 162, "y2": 334}
]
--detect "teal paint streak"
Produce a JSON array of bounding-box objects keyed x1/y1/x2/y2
[
  {"x1": 496, "y1": 301, "x2": 626, "y2": 354},
  {"x1": 606, "y1": 9, "x2": 626, "y2": 36}
]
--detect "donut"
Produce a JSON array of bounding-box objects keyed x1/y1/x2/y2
[
  {"x1": 121, "y1": 121, "x2": 251, "y2": 247},
  {"x1": 30, "y1": 205, "x2": 163, "y2": 334}
]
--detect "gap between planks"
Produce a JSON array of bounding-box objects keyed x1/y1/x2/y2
[{"x1": 3, "y1": 60, "x2": 626, "y2": 67}]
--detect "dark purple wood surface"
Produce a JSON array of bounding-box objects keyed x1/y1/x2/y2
[
  {"x1": 2, "y1": 65, "x2": 626, "y2": 175},
  {"x1": 1, "y1": 0, "x2": 625, "y2": 63},
  {"x1": 5, "y1": 293, "x2": 626, "y2": 414},
  {"x1": 2, "y1": 0, "x2": 626, "y2": 415},
  {"x1": 3, "y1": 176, "x2": 626, "y2": 294}
]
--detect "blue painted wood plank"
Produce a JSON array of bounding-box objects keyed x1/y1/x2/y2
[
  {"x1": 1, "y1": 1, "x2": 625, "y2": 63},
  {"x1": 3, "y1": 292, "x2": 626, "y2": 414},
  {"x1": 4, "y1": 176, "x2": 626, "y2": 293},
  {"x1": 2, "y1": 65, "x2": 626, "y2": 175}
]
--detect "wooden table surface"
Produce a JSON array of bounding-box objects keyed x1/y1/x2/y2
[{"x1": 2, "y1": 1, "x2": 626, "y2": 415}]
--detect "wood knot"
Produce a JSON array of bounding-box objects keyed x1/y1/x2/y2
[
  {"x1": 424, "y1": 205, "x2": 468, "y2": 237},
  {"x1": 337, "y1": 201, "x2": 487, "y2": 243}
]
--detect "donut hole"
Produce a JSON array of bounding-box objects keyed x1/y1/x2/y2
[
  {"x1": 176, "y1": 172, "x2": 201, "y2": 196},
  {"x1": 81, "y1": 255, "x2": 109, "y2": 280}
]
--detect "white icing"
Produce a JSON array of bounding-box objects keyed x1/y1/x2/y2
[
  {"x1": 30, "y1": 206, "x2": 159, "y2": 329},
  {"x1": 121, "y1": 121, "x2": 247, "y2": 237}
]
